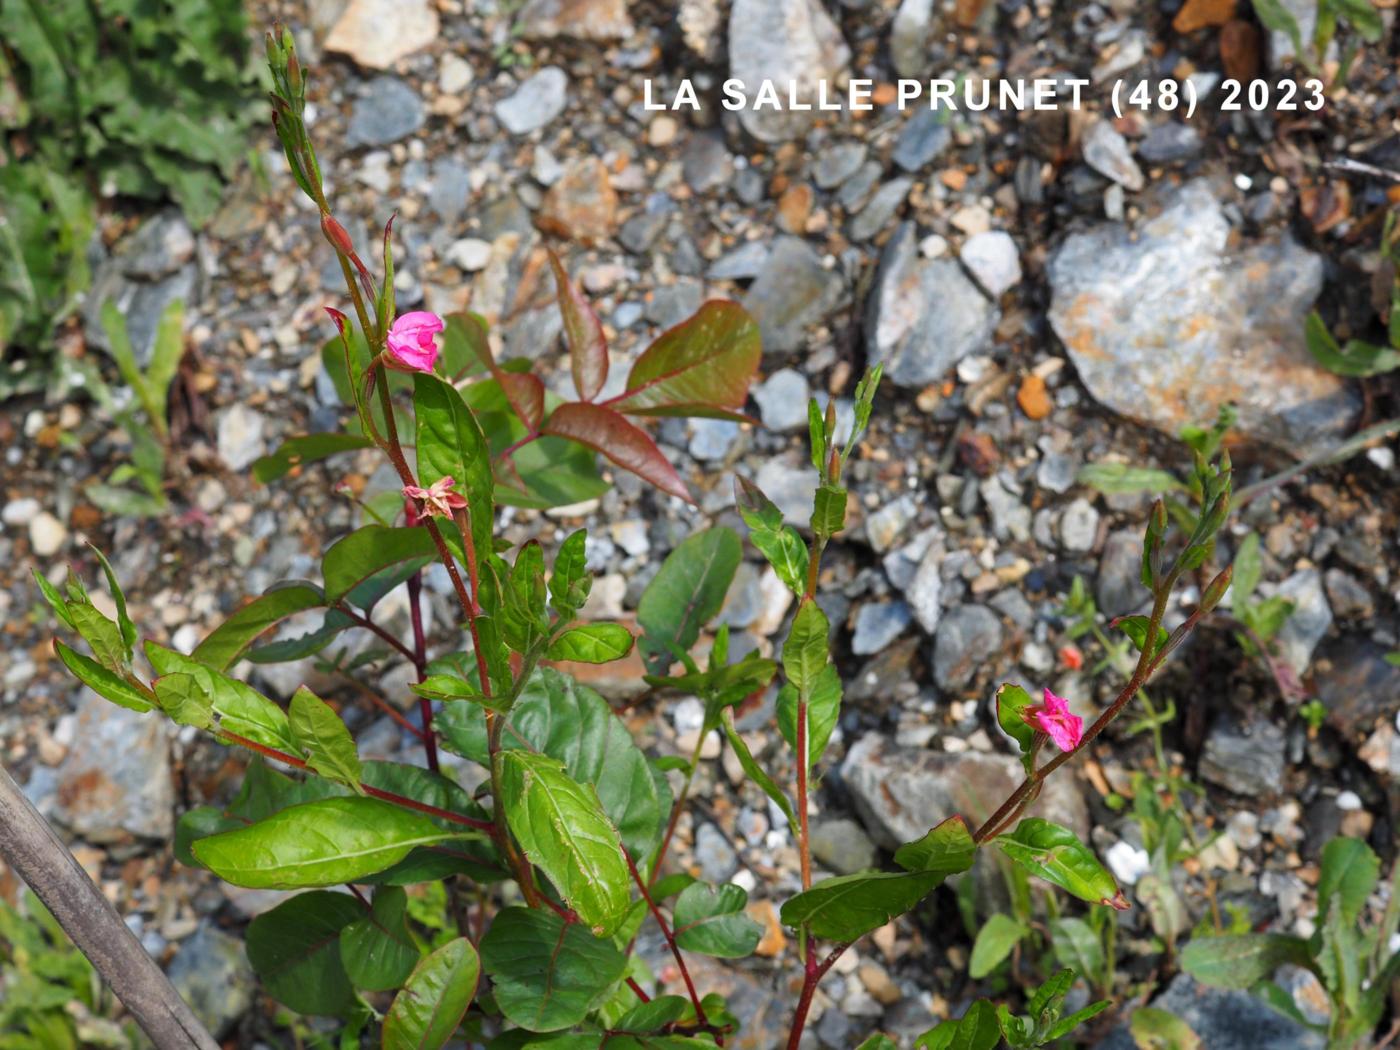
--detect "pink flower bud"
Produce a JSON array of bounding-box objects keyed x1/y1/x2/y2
[
  {"x1": 1022, "y1": 688, "x2": 1084, "y2": 753},
  {"x1": 385, "y1": 311, "x2": 445, "y2": 373},
  {"x1": 403, "y1": 476, "x2": 467, "y2": 520}
]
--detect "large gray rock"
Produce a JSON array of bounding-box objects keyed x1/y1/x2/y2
[
  {"x1": 49, "y1": 693, "x2": 173, "y2": 843},
  {"x1": 1272, "y1": 568, "x2": 1332, "y2": 677},
  {"x1": 1199, "y1": 715, "x2": 1286, "y2": 797},
  {"x1": 1048, "y1": 180, "x2": 1357, "y2": 453},
  {"x1": 866, "y1": 223, "x2": 999, "y2": 388},
  {"x1": 728, "y1": 0, "x2": 850, "y2": 142},
  {"x1": 83, "y1": 211, "x2": 198, "y2": 367},
  {"x1": 495, "y1": 66, "x2": 569, "y2": 135},
  {"x1": 166, "y1": 926, "x2": 256, "y2": 1038},
  {"x1": 932, "y1": 604, "x2": 1004, "y2": 691},
  {"x1": 742, "y1": 237, "x2": 844, "y2": 354},
  {"x1": 346, "y1": 76, "x2": 425, "y2": 146},
  {"x1": 1096, "y1": 974, "x2": 1326, "y2": 1050}
]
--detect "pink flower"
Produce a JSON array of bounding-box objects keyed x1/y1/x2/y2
[
  {"x1": 403, "y1": 476, "x2": 467, "y2": 520},
  {"x1": 1023, "y1": 688, "x2": 1083, "y2": 753},
  {"x1": 385, "y1": 311, "x2": 444, "y2": 372}
]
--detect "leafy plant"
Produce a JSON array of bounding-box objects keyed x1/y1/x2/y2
[
  {"x1": 71, "y1": 300, "x2": 188, "y2": 517},
  {"x1": 1252, "y1": 0, "x2": 1385, "y2": 81},
  {"x1": 0, "y1": 892, "x2": 137, "y2": 1049},
  {"x1": 35, "y1": 28, "x2": 1240, "y2": 1050},
  {"x1": 0, "y1": 0, "x2": 261, "y2": 371},
  {"x1": 1183, "y1": 836, "x2": 1399, "y2": 1048},
  {"x1": 1306, "y1": 212, "x2": 1400, "y2": 377}
]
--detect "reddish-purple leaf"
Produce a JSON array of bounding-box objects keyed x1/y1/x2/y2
[
  {"x1": 549, "y1": 250, "x2": 608, "y2": 401},
  {"x1": 608, "y1": 301, "x2": 760, "y2": 417},
  {"x1": 499, "y1": 372, "x2": 545, "y2": 431},
  {"x1": 543, "y1": 402, "x2": 692, "y2": 504}
]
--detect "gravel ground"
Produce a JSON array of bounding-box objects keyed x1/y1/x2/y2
[{"x1": 2, "y1": 0, "x2": 1399, "y2": 1045}]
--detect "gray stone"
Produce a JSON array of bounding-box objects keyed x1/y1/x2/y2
[
  {"x1": 742, "y1": 237, "x2": 844, "y2": 354},
  {"x1": 932, "y1": 604, "x2": 1002, "y2": 691},
  {"x1": 1323, "y1": 568, "x2": 1372, "y2": 620},
  {"x1": 809, "y1": 817, "x2": 878, "y2": 875},
  {"x1": 959, "y1": 230, "x2": 1022, "y2": 298},
  {"x1": 217, "y1": 403, "x2": 268, "y2": 472},
  {"x1": 647, "y1": 281, "x2": 704, "y2": 329},
  {"x1": 837, "y1": 160, "x2": 884, "y2": 211},
  {"x1": 689, "y1": 418, "x2": 740, "y2": 463},
  {"x1": 852, "y1": 602, "x2": 913, "y2": 656},
  {"x1": 1058, "y1": 497, "x2": 1100, "y2": 552},
  {"x1": 494, "y1": 66, "x2": 569, "y2": 135},
  {"x1": 1080, "y1": 119, "x2": 1145, "y2": 191},
  {"x1": 892, "y1": 108, "x2": 951, "y2": 172},
  {"x1": 1315, "y1": 638, "x2": 1400, "y2": 734},
  {"x1": 866, "y1": 223, "x2": 998, "y2": 388},
  {"x1": 1096, "y1": 974, "x2": 1325, "y2": 1050},
  {"x1": 864, "y1": 494, "x2": 917, "y2": 553},
  {"x1": 50, "y1": 692, "x2": 173, "y2": 843},
  {"x1": 428, "y1": 160, "x2": 471, "y2": 220},
  {"x1": 166, "y1": 926, "x2": 256, "y2": 1038},
  {"x1": 1138, "y1": 122, "x2": 1203, "y2": 164},
  {"x1": 728, "y1": 0, "x2": 851, "y2": 142},
  {"x1": 903, "y1": 543, "x2": 943, "y2": 634},
  {"x1": 842, "y1": 734, "x2": 1088, "y2": 908},
  {"x1": 1272, "y1": 568, "x2": 1331, "y2": 677},
  {"x1": 754, "y1": 456, "x2": 820, "y2": 527},
  {"x1": 1048, "y1": 180, "x2": 1357, "y2": 453},
  {"x1": 849, "y1": 177, "x2": 912, "y2": 242},
  {"x1": 707, "y1": 240, "x2": 771, "y2": 280},
  {"x1": 1036, "y1": 451, "x2": 1077, "y2": 494},
  {"x1": 118, "y1": 211, "x2": 195, "y2": 280},
  {"x1": 1199, "y1": 715, "x2": 1286, "y2": 797},
  {"x1": 752, "y1": 368, "x2": 811, "y2": 432},
  {"x1": 1265, "y1": 0, "x2": 1323, "y2": 69},
  {"x1": 619, "y1": 194, "x2": 676, "y2": 254},
  {"x1": 681, "y1": 132, "x2": 734, "y2": 193},
  {"x1": 980, "y1": 477, "x2": 1031, "y2": 542},
  {"x1": 813, "y1": 141, "x2": 868, "y2": 189},
  {"x1": 890, "y1": 0, "x2": 934, "y2": 77},
  {"x1": 346, "y1": 76, "x2": 425, "y2": 147},
  {"x1": 1096, "y1": 529, "x2": 1147, "y2": 616},
  {"x1": 695, "y1": 822, "x2": 739, "y2": 882},
  {"x1": 516, "y1": 0, "x2": 634, "y2": 40}
]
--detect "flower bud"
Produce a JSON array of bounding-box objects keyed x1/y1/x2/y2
[
  {"x1": 1200, "y1": 565, "x2": 1233, "y2": 613},
  {"x1": 321, "y1": 214, "x2": 355, "y2": 256}
]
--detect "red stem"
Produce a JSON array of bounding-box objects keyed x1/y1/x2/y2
[
  {"x1": 785, "y1": 943, "x2": 849, "y2": 1050},
  {"x1": 219, "y1": 730, "x2": 492, "y2": 831},
  {"x1": 795, "y1": 699, "x2": 811, "y2": 891},
  {"x1": 336, "y1": 604, "x2": 418, "y2": 666},
  {"x1": 625, "y1": 977, "x2": 652, "y2": 1004},
  {"x1": 407, "y1": 571, "x2": 438, "y2": 772},
  {"x1": 622, "y1": 846, "x2": 710, "y2": 1032}
]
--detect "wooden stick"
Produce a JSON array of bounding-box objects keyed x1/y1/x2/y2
[{"x1": 0, "y1": 763, "x2": 219, "y2": 1050}]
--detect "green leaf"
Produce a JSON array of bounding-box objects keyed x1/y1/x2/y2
[
  {"x1": 53, "y1": 640, "x2": 153, "y2": 713},
  {"x1": 152, "y1": 672, "x2": 214, "y2": 728},
  {"x1": 672, "y1": 882, "x2": 762, "y2": 958},
  {"x1": 322, "y1": 526, "x2": 438, "y2": 605},
  {"x1": 192, "y1": 797, "x2": 454, "y2": 888},
  {"x1": 810, "y1": 484, "x2": 847, "y2": 536},
  {"x1": 1113, "y1": 615, "x2": 1169, "y2": 657},
  {"x1": 994, "y1": 683, "x2": 1035, "y2": 756},
  {"x1": 609, "y1": 301, "x2": 761, "y2": 418},
  {"x1": 637, "y1": 527, "x2": 742, "y2": 675},
  {"x1": 1230, "y1": 532, "x2": 1262, "y2": 613},
  {"x1": 413, "y1": 372, "x2": 494, "y2": 555},
  {"x1": 1317, "y1": 836, "x2": 1380, "y2": 927},
  {"x1": 1046, "y1": 999, "x2": 1113, "y2": 1042},
  {"x1": 914, "y1": 1000, "x2": 1002, "y2": 1050},
  {"x1": 501, "y1": 541, "x2": 549, "y2": 655},
  {"x1": 1179, "y1": 933, "x2": 1314, "y2": 990},
  {"x1": 382, "y1": 937, "x2": 479, "y2": 1050},
  {"x1": 720, "y1": 710, "x2": 796, "y2": 827},
  {"x1": 892, "y1": 816, "x2": 978, "y2": 875},
  {"x1": 192, "y1": 582, "x2": 326, "y2": 670},
  {"x1": 996, "y1": 818, "x2": 1126, "y2": 908},
  {"x1": 1049, "y1": 917, "x2": 1104, "y2": 983},
  {"x1": 247, "y1": 608, "x2": 356, "y2": 665},
  {"x1": 339, "y1": 886, "x2": 420, "y2": 992},
  {"x1": 781, "y1": 869, "x2": 955, "y2": 941},
  {"x1": 481, "y1": 906, "x2": 627, "y2": 1032},
  {"x1": 246, "y1": 891, "x2": 362, "y2": 1016},
  {"x1": 855, "y1": 1037, "x2": 899, "y2": 1050},
  {"x1": 145, "y1": 642, "x2": 296, "y2": 752},
  {"x1": 735, "y1": 475, "x2": 809, "y2": 594},
  {"x1": 498, "y1": 750, "x2": 631, "y2": 936},
  {"x1": 969, "y1": 913, "x2": 1028, "y2": 978},
  {"x1": 782, "y1": 598, "x2": 830, "y2": 696},
  {"x1": 87, "y1": 546, "x2": 136, "y2": 659},
  {"x1": 775, "y1": 663, "x2": 841, "y2": 772},
  {"x1": 252, "y1": 433, "x2": 375, "y2": 485},
  {"x1": 1129, "y1": 1007, "x2": 1202, "y2": 1050},
  {"x1": 33, "y1": 569, "x2": 76, "y2": 630},
  {"x1": 1305, "y1": 311, "x2": 1400, "y2": 377},
  {"x1": 68, "y1": 602, "x2": 127, "y2": 674},
  {"x1": 549, "y1": 529, "x2": 591, "y2": 615},
  {"x1": 1077, "y1": 462, "x2": 1185, "y2": 495},
  {"x1": 289, "y1": 687, "x2": 362, "y2": 792},
  {"x1": 547, "y1": 623, "x2": 635, "y2": 664}
]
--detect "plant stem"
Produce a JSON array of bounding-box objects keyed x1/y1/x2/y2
[
  {"x1": 407, "y1": 571, "x2": 438, "y2": 771},
  {"x1": 796, "y1": 699, "x2": 812, "y2": 890},
  {"x1": 785, "y1": 942, "x2": 849, "y2": 1050},
  {"x1": 219, "y1": 730, "x2": 492, "y2": 831},
  {"x1": 647, "y1": 730, "x2": 705, "y2": 888},
  {"x1": 335, "y1": 603, "x2": 419, "y2": 667},
  {"x1": 623, "y1": 846, "x2": 710, "y2": 1032}
]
